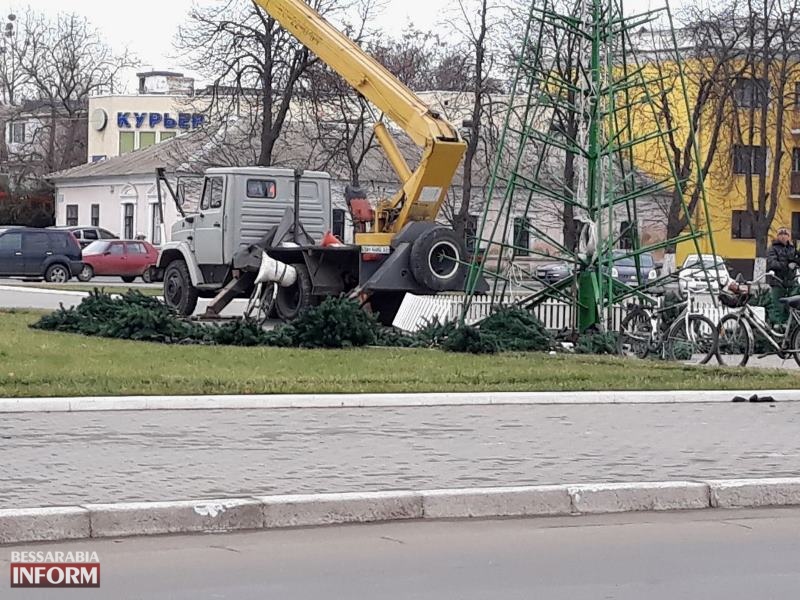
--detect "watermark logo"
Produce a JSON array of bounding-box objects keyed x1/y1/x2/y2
[{"x1": 10, "y1": 551, "x2": 100, "y2": 588}]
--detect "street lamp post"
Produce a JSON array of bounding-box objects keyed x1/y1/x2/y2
[{"x1": 1, "y1": 13, "x2": 16, "y2": 105}]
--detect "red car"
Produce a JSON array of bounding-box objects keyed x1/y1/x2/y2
[{"x1": 78, "y1": 240, "x2": 159, "y2": 283}]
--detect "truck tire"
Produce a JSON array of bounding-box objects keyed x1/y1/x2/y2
[
  {"x1": 276, "y1": 263, "x2": 316, "y2": 321},
  {"x1": 409, "y1": 227, "x2": 467, "y2": 291},
  {"x1": 163, "y1": 260, "x2": 198, "y2": 316}
]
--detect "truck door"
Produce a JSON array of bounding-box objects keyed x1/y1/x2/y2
[{"x1": 193, "y1": 176, "x2": 225, "y2": 265}]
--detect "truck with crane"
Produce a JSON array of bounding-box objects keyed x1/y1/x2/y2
[{"x1": 153, "y1": 0, "x2": 484, "y2": 324}]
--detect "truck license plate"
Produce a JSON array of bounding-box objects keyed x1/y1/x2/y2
[{"x1": 361, "y1": 245, "x2": 391, "y2": 254}]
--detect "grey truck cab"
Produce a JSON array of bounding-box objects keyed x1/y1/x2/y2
[{"x1": 155, "y1": 167, "x2": 332, "y2": 316}]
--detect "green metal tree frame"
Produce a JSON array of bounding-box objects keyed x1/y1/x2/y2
[{"x1": 463, "y1": 0, "x2": 718, "y2": 332}]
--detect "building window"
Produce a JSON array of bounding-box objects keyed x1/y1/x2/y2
[
  {"x1": 91, "y1": 204, "x2": 99, "y2": 227},
  {"x1": 465, "y1": 214, "x2": 478, "y2": 254},
  {"x1": 91, "y1": 155, "x2": 107, "y2": 163},
  {"x1": 513, "y1": 217, "x2": 531, "y2": 257},
  {"x1": 731, "y1": 210, "x2": 755, "y2": 240},
  {"x1": 151, "y1": 203, "x2": 163, "y2": 245},
  {"x1": 119, "y1": 132, "x2": 135, "y2": 155},
  {"x1": 160, "y1": 132, "x2": 176, "y2": 142},
  {"x1": 792, "y1": 213, "x2": 800, "y2": 242},
  {"x1": 734, "y1": 77, "x2": 768, "y2": 108},
  {"x1": 66, "y1": 205, "x2": 78, "y2": 227},
  {"x1": 139, "y1": 131, "x2": 156, "y2": 149},
  {"x1": 123, "y1": 204, "x2": 134, "y2": 239},
  {"x1": 8, "y1": 121, "x2": 25, "y2": 144},
  {"x1": 332, "y1": 208, "x2": 346, "y2": 241},
  {"x1": 733, "y1": 145, "x2": 766, "y2": 175}
]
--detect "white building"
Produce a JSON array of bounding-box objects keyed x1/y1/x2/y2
[{"x1": 49, "y1": 142, "x2": 189, "y2": 244}]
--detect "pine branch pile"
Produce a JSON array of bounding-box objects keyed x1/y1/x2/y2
[{"x1": 31, "y1": 291, "x2": 556, "y2": 355}]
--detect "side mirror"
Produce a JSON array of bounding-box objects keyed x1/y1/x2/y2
[{"x1": 176, "y1": 181, "x2": 187, "y2": 206}]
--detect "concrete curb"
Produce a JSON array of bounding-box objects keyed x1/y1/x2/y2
[
  {"x1": 0, "y1": 285, "x2": 90, "y2": 297},
  {"x1": 0, "y1": 389, "x2": 797, "y2": 413},
  {"x1": 3, "y1": 478, "x2": 800, "y2": 545}
]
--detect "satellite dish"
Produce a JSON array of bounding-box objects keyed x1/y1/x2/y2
[{"x1": 90, "y1": 108, "x2": 108, "y2": 132}]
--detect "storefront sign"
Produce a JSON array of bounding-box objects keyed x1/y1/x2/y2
[{"x1": 116, "y1": 112, "x2": 206, "y2": 129}]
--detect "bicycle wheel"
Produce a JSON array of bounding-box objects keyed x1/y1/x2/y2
[
  {"x1": 715, "y1": 313, "x2": 753, "y2": 367},
  {"x1": 617, "y1": 309, "x2": 652, "y2": 359},
  {"x1": 789, "y1": 326, "x2": 800, "y2": 368},
  {"x1": 663, "y1": 314, "x2": 718, "y2": 365}
]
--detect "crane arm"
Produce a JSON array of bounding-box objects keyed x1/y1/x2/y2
[{"x1": 254, "y1": 0, "x2": 467, "y2": 239}]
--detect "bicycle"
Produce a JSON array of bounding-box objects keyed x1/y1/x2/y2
[
  {"x1": 617, "y1": 287, "x2": 718, "y2": 364},
  {"x1": 715, "y1": 270, "x2": 800, "y2": 367}
]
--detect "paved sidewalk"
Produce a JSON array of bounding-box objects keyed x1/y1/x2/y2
[{"x1": 3, "y1": 402, "x2": 799, "y2": 508}]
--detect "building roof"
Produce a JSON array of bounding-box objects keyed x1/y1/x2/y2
[{"x1": 47, "y1": 137, "x2": 185, "y2": 181}]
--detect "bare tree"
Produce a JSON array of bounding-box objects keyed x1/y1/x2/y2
[
  {"x1": 707, "y1": 0, "x2": 800, "y2": 258},
  {"x1": 176, "y1": 0, "x2": 356, "y2": 167},
  {"x1": 0, "y1": 10, "x2": 130, "y2": 196},
  {"x1": 13, "y1": 12, "x2": 131, "y2": 179},
  {"x1": 627, "y1": 14, "x2": 744, "y2": 257},
  {"x1": 435, "y1": 0, "x2": 508, "y2": 249},
  {"x1": 299, "y1": 0, "x2": 382, "y2": 185}
]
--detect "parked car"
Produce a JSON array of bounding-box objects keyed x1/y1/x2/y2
[
  {"x1": 535, "y1": 261, "x2": 573, "y2": 284},
  {"x1": 78, "y1": 240, "x2": 159, "y2": 283},
  {"x1": 0, "y1": 227, "x2": 83, "y2": 282},
  {"x1": 678, "y1": 254, "x2": 730, "y2": 292},
  {"x1": 49, "y1": 226, "x2": 118, "y2": 249},
  {"x1": 609, "y1": 250, "x2": 659, "y2": 284}
]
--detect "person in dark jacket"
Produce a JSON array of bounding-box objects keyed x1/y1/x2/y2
[{"x1": 766, "y1": 227, "x2": 799, "y2": 324}]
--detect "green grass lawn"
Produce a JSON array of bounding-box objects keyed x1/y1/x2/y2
[
  {"x1": 2, "y1": 309, "x2": 800, "y2": 397},
  {"x1": 0, "y1": 283, "x2": 162, "y2": 296}
]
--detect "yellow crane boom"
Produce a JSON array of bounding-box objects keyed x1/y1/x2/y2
[{"x1": 253, "y1": 0, "x2": 467, "y2": 246}]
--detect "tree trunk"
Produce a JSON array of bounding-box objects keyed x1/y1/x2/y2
[{"x1": 562, "y1": 146, "x2": 576, "y2": 251}]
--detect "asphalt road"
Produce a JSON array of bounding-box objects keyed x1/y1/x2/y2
[
  {"x1": 4, "y1": 402, "x2": 800, "y2": 507},
  {"x1": 2, "y1": 508, "x2": 800, "y2": 599},
  {"x1": 0, "y1": 282, "x2": 248, "y2": 317}
]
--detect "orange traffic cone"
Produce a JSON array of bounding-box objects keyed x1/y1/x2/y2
[{"x1": 321, "y1": 230, "x2": 344, "y2": 247}]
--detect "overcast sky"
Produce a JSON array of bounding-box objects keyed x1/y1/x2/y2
[{"x1": 25, "y1": 0, "x2": 698, "y2": 89}]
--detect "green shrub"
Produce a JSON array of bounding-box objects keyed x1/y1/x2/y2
[
  {"x1": 479, "y1": 308, "x2": 553, "y2": 352},
  {"x1": 288, "y1": 296, "x2": 378, "y2": 348},
  {"x1": 442, "y1": 325, "x2": 499, "y2": 354},
  {"x1": 574, "y1": 331, "x2": 618, "y2": 355}
]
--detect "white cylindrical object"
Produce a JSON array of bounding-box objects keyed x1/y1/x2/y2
[{"x1": 255, "y1": 251, "x2": 297, "y2": 287}]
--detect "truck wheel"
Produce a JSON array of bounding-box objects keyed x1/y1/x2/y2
[
  {"x1": 409, "y1": 227, "x2": 467, "y2": 291},
  {"x1": 276, "y1": 263, "x2": 316, "y2": 321},
  {"x1": 163, "y1": 260, "x2": 198, "y2": 316}
]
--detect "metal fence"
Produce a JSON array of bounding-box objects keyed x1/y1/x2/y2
[{"x1": 393, "y1": 292, "x2": 763, "y2": 333}]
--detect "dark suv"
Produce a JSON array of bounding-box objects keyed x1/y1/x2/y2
[{"x1": 0, "y1": 227, "x2": 84, "y2": 282}]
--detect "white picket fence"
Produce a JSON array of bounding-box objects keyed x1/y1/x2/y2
[{"x1": 392, "y1": 292, "x2": 763, "y2": 333}]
